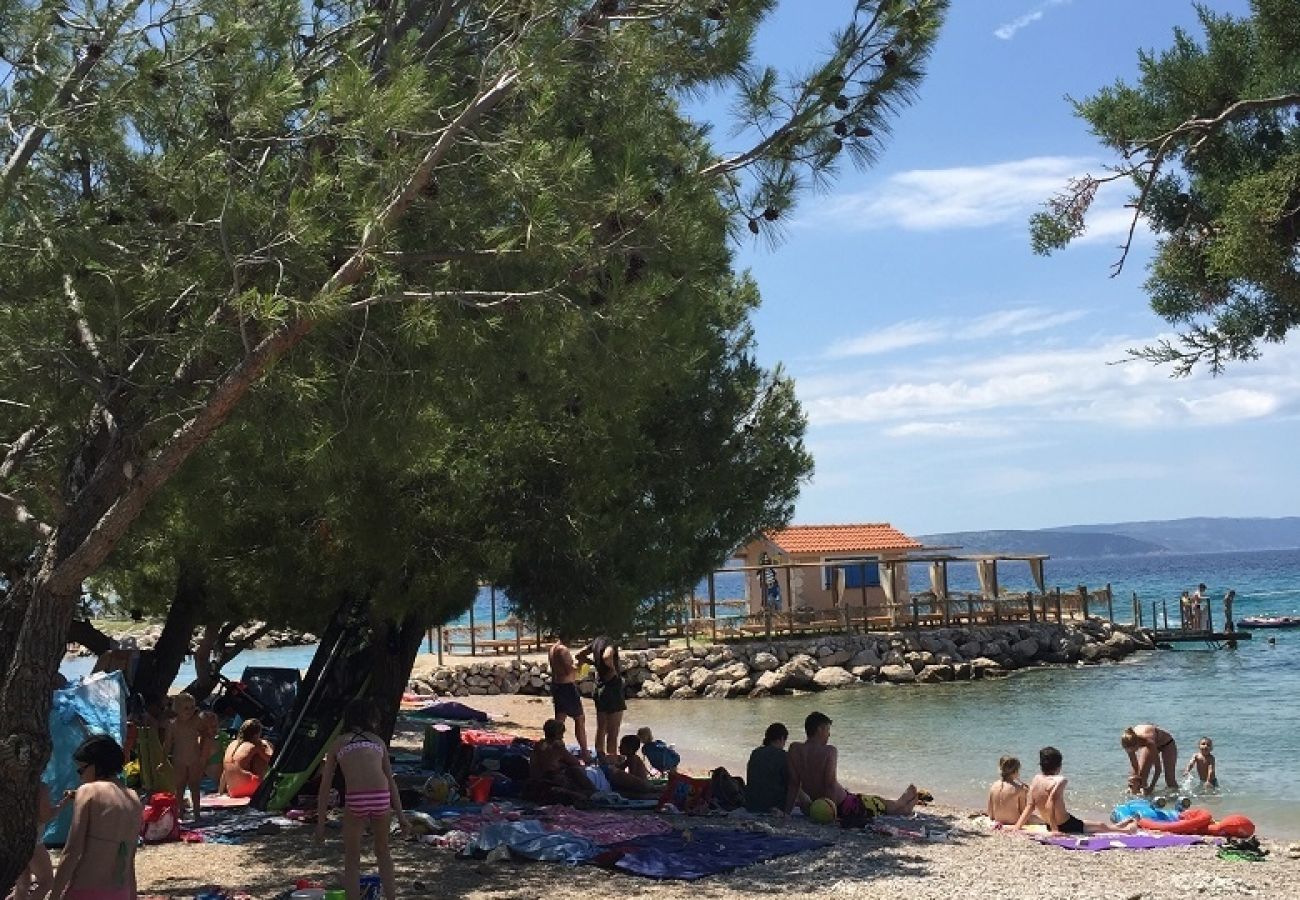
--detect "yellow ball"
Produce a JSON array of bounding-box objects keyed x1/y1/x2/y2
[{"x1": 809, "y1": 797, "x2": 837, "y2": 824}]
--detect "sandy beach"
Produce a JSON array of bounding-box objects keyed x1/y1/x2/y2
[{"x1": 128, "y1": 693, "x2": 1300, "y2": 900}]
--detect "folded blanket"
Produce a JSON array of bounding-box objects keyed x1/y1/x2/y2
[
  {"x1": 1031, "y1": 832, "x2": 1217, "y2": 852},
  {"x1": 594, "y1": 827, "x2": 830, "y2": 880}
]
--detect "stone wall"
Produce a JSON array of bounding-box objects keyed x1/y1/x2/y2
[{"x1": 407, "y1": 620, "x2": 1154, "y2": 700}]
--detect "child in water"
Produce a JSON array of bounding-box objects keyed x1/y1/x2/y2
[
  {"x1": 315, "y1": 699, "x2": 408, "y2": 900},
  {"x1": 986, "y1": 755, "x2": 1032, "y2": 826},
  {"x1": 1183, "y1": 736, "x2": 1218, "y2": 788},
  {"x1": 636, "y1": 726, "x2": 680, "y2": 774}
]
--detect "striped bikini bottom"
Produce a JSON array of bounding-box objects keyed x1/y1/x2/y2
[{"x1": 345, "y1": 789, "x2": 392, "y2": 819}]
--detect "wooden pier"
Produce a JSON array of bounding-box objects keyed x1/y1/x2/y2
[{"x1": 1150, "y1": 629, "x2": 1251, "y2": 646}]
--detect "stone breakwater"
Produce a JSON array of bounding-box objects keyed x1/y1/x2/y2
[
  {"x1": 65, "y1": 622, "x2": 316, "y2": 657},
  {"x1": 408, "y1": 620, "x2": 1155, "y2": 700}
]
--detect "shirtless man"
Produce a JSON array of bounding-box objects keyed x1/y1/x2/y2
[
  {"x1": 1121, "y1": 722, "x2": 1178, "y2": 793},
  {"x1": 1015, "y1": 745, "x2": 1137, "y2": 835},
  {"x1": 220, "y1": 718, "x2": 275, "y2": 798},
  {"x1": 163, "y1": 692, "x2": 205, "y2": 821},
  {"x1": 525, "y1": 719, "x2": 595, "y2": 806},
  {"x1": 601, "y1": 734, "x2": 661, "y2": 798},
  {"x1": 548, "y1": 637, "x2": 589, "y2": 760},
  {"x1": 50, "y1": 735, "x2": 143, "y2": 900},
  {"x1": 986, "y1": 755, "x2": 1033, "y2": 826},
  {"x1": 786, "y1": 711, "x2": 918, "y2": 820}
]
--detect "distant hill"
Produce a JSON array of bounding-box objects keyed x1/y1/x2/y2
[
  {"x1": 919, "y1": 530, "x2": 1167, "y2": 558},
  {"x1": 918, "y1": 517, "x2": 1300, "y2": 558},
  {"x1": 1047, "y1": 517, "x2": 1300, "y2": 554}
]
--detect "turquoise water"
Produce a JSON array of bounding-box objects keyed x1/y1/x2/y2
[{"x1": 61, "y1": 548, "x2": 1300, "y2": 837}]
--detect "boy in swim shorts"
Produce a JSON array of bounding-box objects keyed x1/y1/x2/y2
[{"x1": 1016, "y1": 746, "x2": 1137, "y2": 834}]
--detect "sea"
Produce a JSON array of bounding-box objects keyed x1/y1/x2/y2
[{"x1": 60, "y1": 547, "x2": 1300, "y2": 837}]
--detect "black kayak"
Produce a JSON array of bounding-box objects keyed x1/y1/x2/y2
[{"x1": 1237, "y1": 615, "x2": 1300, "y2": 629}]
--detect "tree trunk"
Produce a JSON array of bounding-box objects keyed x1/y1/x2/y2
[
  {"x1": 365, "y1": 611, "x2": 430, "y2": 742},
  {"x1": 0, "y1": 557, "x2": 81, "y2": 893},
  {"x1": 132, "y1": 561, "x2": 208, "y2": 701}
]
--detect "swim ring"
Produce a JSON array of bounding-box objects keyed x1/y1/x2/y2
[{"x1": 1138, "y1": 807, "x2": 1214, "y2": 834}]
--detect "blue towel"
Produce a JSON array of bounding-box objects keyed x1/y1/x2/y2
[
  {"x1": 594, "y1": 828, "x2": 830, "y2": 880},
  {"x1": 469, "y1": 820, "x2": 602, "y2": 864}
]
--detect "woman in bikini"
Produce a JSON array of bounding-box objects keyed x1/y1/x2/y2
[
  {"x1": 219, "y1": 718, "x2": 274, "y2": 798},
  {"x1": 1121, "y1": 723, "x2": 1179, "y2": 792},
  {"x1": 49, "y1": 735, "x2": 143, "y2": 900},
  {"x1": 314, "y1": 699, "x2": 408, "y2": 900}
]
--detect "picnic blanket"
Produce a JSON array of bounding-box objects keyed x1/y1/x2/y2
[
  {"x1": 1030, "y1": 832, "x2": 1218, "y2": 852},
  {"x1": 537, "y1": 806, "x2": 673, "y2": 844},
  {"x1": 468, "y1": 820, "x2": 601, "y2": 863},
  {"x1": 402, "y1": 701, "x2": 490, "y2": 722},
  {"x1": 594, "y1": 828, "x2": 830, "y2": 880}
]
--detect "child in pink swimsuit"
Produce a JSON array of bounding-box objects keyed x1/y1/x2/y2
[{"x1": 315, "y1": 699, "x2": 408, "y2": 900}]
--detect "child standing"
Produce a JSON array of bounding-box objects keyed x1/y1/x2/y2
[
  {"x1": 1184, "y1": 736, "x2": 1218, "y2": 788},
  {"x1": 986, "y1": 755, "x2": 1031, "y2": 826},
  {"x1": 315, "y1": 699, "x2": 408, "y2": 900},
  {"x1": 636, "y1": 727, "x2": 680, "y2": 774},
  {"x1": 163, "y1": 692, "x2": 205, "y2": 821}
]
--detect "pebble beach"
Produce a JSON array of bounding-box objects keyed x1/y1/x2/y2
[{"x1": 127, "y1": 693, "x2": 1300, "y2": 900}]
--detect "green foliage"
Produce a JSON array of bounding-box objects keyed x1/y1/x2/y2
[
  {"x1": 1031, "y1": 0, "x2": 1300, "y2": 373},
  {"x1": 1, "y1": 0, "x2": 945, "y2": 634}
]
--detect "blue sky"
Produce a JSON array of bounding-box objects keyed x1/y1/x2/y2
[{"x1": 696, "y1": 0, "x2": 1296, "y2": 535}]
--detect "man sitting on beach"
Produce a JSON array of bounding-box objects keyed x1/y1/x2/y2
[
  {"x1": 745, "y1": 722, "x2": 809, "y2": 815},
  {"x1": 524, "y1": 719, "x2": 596, "y2": 806},
  {"x1": 786, "y1": 711, "x2": 918, "y2": 820},
  {"x1": 1015, "y1": 746, "x2": 1138, "y2": 834}
]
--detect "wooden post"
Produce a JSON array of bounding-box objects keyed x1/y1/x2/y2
[
  {"x1": 1132, "y1": 591, "x2": 1140, "y2": 627},
  {"x1": 1162, "y1": 599, "x2": 1169, "y2": 631},
  {"x1": 1106, "y1": 584, "x2": 1114, "y2": 624},
  {"x1": 1054, "y1": 588, "x2": 1062, "y2": 623},
  {"x1": 765, "y1": 608, "x2": 772, "y2": 641},
  {"x1": 860, "y1": 572, "x2": 869, "y2": 631},
  {"x1": 426, "y1": 627, "x2": 434, "y2": 654},
  {"x1": 708, "y1": 571, "x2": 717, "y2": 643},
  {"x1": 490, "y1": 586, "x2": 498, "y2": 640},
  {"x1": 1078, "y1": 585, "x2": 1089, "y2": 620},
  {"x1": 1224, "y1": 590, "x2": 1237, "y2": 649},
  {"x1": 967, "y1": 593, "x2": 976, "y2": 625},
  {"x1": 469, "y1": 602, "x2": 476, "y2": 656},
  {"x1": 912, "y1": 594, "x2": 921, "y2": 631},
  {"x1": 1205, "y1": 592, "x2": 1214, "y2": 633},
  {"x1": 437, "y1": 628, "x2": 444, "y2": 666},
  {"x1": 783, "y1": 565, "x2": 794, "y2": 631},
  {"x1": 1151, "y1": 600, "x2": 1158, "y2": 632},
  {"x1": 1027, "y1": 592, "x2": 1035, "y2": 623}
]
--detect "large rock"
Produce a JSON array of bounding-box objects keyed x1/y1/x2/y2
[
  {"x1": 752, "y1": 651, "x2": 780, "y2": 671},
  {"x1": 905, "y1": 651, "x2": 937, "y2": 673},
  {"x1": 755, "y1": 670, "x2": 787, "y2": 693},
  {"x1": 1079, "y1": 642, "x2": 1117, "y2": 663},
  {"x1": 850, "y1": 664, "x2": 879, "y2": 680},
  {"x1": 704, "y1": 681, "x2": 732, "y2": 699},
  {"x1": 640, "y1": 679, "x2": 670, "y2": 699},
  {"x1": 718, "y1": 662, "x2": 750, "y2": 682},
  {"x1": 662, "y1": 669, "x2": 691, "y2": 691},
  {"x1": 648, "y1": 657, "x2": 676, "y2": 677},
  {"x1": 968, "y1": 657, "x2": 1005, "y2": 679},
  {"x1": 670, "y1": 686, "x2": 698, "y2": 700},
  {"x1": 777, "y1": 654, "x2": 818, "y2": 690},
  {"x1": 689, "y1": 667, "x2": 718, "y2": 691},
  {"x1": 917, "y1": 664, "x2": 954, "y2": 684},
  {"x1": 1010, "y1": 637, "x2": 1040, "y2": 663},
  {"x1": 1105, "y1": 631, "x2": 1139, "y2": 654},
  {"x1": 730, "y1": 677, "x2": 754, "y2": 696},
  {"x1": 820, "y1": 649, "x2": 853, "y2": 667},
  {"x1": 953, "y1": 662, "x2": 973, "y2": 680},
  {"x1": 958, "y1": 640, "x2": 983, "y2": 659},
  {"x1": 879, "y1": 664, "x2": 916, "y2": 684},
  {"x1": 812, "y1": 666, "x2": 857, "y2": 689},
  {"x1": 849, "y1": 648, "x2": 883, "y2": 668}
]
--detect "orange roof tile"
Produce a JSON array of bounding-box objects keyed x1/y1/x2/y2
[{"x1": 766, "y1": 523, "x2": 922, "y2": 554}]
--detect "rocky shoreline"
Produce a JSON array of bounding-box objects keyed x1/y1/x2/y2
[
  {"x1": 63, "y1": 622, "x2": 316, "y2": 657},
  {"x1": 408, "y1": 619, "x2": 1155, "y2": 700}
]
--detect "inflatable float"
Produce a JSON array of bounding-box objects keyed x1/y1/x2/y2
[{"x1": 1114, "y1": 799, "x2": 1255, "y2": 837}]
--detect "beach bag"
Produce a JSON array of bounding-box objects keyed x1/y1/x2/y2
[
  {"x1": 710, "y1": 767, "x2": 746, "y2": 810},
  {"x1": 140, "y1": 791, "x2": 180, "y2": 843},
  {"x1": 658, "y1": 771, "x2": 712, "y2": 813}
]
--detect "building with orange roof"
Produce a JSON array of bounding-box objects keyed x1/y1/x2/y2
[{"x1": 734, "y1": 523, "x2": 923, "y2": 617}]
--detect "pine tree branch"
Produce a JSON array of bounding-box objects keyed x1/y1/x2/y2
[
  {"x1": 0, "y1": 491, "x2": 52, "y2": 538},
  {"x1": 0, "y1": 0, "x2": 147, "y2": 208},
  {"x1": 350, "y1": 287, "x2": 562, "y2": 310},
  {"x1": 1, "y1": 424, "x2": 48, "y2": 481}
]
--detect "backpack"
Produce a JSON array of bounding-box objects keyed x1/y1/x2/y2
[
  {"x1": 140, "y1": 791, "x2": 180, "y2": 843},
  {"x1": 710, "y1": 767, "x2": 746, "y2": 810}
]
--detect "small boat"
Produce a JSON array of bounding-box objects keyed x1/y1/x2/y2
[{"x1": 1236, "y1": 615, "x2": 1300, "y2": 629}]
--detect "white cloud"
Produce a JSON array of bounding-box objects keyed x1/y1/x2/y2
[
  {"x1": 801, "y1": 333, "x2": 1300, "y2": 434},
  {"x1": 994, "y1": 0, "x2": 1072, "y2": 41},
  {"x1": 827, "y1": 306, "x2": 1086, "y2": 360},
  {"x1": 802, "y1": 155, "x2": 1144, "y2": 243}
]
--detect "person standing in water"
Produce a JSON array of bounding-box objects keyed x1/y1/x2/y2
[
  {"x1": 1121, "y1": 723, "x2": 1179, "y2": 793},
  {"x1": 548, "y1": 637, "x2": 589, "y2": 760},
  {"x1": 315, "y1": 699, "x2": 408, "y2": 900}
]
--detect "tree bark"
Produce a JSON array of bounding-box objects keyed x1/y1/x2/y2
[
  {"x1": 132, "y1": 562, "x2": 208, "y2": 701},
  {"x1": 365, "y1": 610, "x2": 430, "y2": 743},
  {"x1": 66, "y1": 617, "x2": 113, "y2": 656}
]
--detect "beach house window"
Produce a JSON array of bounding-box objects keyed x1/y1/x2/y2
[{"x1": 822, "y1": 559, "x2": 880, "y2": 589}]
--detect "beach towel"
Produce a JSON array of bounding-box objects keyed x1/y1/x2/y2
[
  {"x1": 404, "y1": 701, "x2": 490, "y2": 722},
  {"x1": 589, "y1": 793, "x2": 660, "y2": 811},
  {"x1": 201, "y1": 795, "x2": 251, "y2": 809},
  {"x1": 468, "y1": 820, "x2": 602, "y2": 863},
  {"x1": 538, "y1": 806, "x2": 673, "y2": 844},
  {"x1": 594, "y1": 828, "x2": 830, "y2": 880},
  {"x1": 1031, "y1": 832, "x2": 1217, "y2": 852}
]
